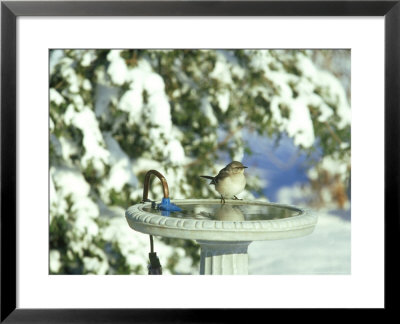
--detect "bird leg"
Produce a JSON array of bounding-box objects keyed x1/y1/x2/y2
[
  {"x1": 233, "y1": 195, "x2": 242, "y2": 200},
  {"x1": 220, "y1": 195, "x2": 226, "y2": 204}
]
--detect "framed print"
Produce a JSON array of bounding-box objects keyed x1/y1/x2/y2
[{"x1": 1, "y1": 0, "x2": 399, "y2": 322}]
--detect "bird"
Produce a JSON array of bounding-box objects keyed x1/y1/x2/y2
[{"x1": 200, "y1": 161, "x2": 248, "y2": 204}]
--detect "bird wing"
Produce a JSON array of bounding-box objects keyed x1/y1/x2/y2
[
  {"x1": 214, "y1": 167, "x2": 230, "y2": 183},
  {"x1": 201, "y1": 166, "x2": 230, "y2": 185}
]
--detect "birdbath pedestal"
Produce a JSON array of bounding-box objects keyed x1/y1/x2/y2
[
  {"x1": 197, "y1": 240, "x2": 251, "y2": 275},
  {"x1": 125, "y1": 199, "x2": 317, "y2": 275}
]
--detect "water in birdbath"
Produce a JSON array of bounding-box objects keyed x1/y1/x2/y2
[{"x1": 143, "y1": 202, "x2": 302, "y2": 222}]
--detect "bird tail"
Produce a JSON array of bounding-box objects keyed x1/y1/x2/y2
[{"x1": 200, "y1": 175, "x2": 216, "y2": 185}]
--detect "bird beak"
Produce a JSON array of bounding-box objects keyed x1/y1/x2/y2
[{"x1": 243, "y1": 166, "x2": 248, "y2": 169}]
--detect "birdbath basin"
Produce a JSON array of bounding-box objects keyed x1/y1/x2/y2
[{"x1": 125, "y1": 199, "x2": 317, "y2": 275}]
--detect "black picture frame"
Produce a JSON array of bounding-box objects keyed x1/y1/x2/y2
[{"x1": 1, "y1": 0, "x2": 399, "y2": 322}]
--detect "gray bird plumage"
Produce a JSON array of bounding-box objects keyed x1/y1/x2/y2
[{"x1": 200, "y1": 161, "x2": 248, "y2": 203}]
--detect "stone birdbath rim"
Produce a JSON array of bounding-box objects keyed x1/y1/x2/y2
[{"x1": 125, "y1": 199, "x2": 318, "y2": 242}]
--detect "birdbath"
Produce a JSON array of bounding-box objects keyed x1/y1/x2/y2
[{"x1": 125, "y1": 198, "x2": 317, "y2": 275}]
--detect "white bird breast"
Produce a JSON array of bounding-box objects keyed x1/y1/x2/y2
[{"x1": 215, "y1": 173, "x2": 246, "y2": 197}]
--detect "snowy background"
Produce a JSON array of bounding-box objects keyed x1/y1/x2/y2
[{"x1": 49, "y1": 49, "x2": 351, "y2": 275}]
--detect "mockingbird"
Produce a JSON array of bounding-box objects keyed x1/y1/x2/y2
[{"x1": 200, "y1": 161, "x2": 248, "y2": 204}]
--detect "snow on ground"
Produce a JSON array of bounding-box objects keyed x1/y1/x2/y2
[{"x1": 248, "y1": 209, "x2": 351, "y2": 274}]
